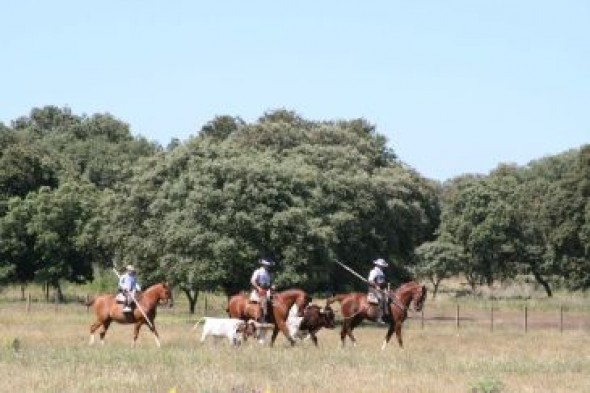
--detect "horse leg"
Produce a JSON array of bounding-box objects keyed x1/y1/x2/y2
[
  {"x1": 98, "y1": 320, "x2": 111, "y2": 346},
  {"x1": 270, "y1": 321, "x2": 295, "y2": 347},
  {"x1": 89, "y1": 320, "x2": 103, "y2": 345},
  {"x1": 381, "y1": 322, "x2": 395, "y2": 350},
  {"x1": 394, "y1": 324, "x2": 404, "y2": 348},
  {"x1": 346, "y1": 317, "x2": 362, "y2": 347},
  {"x1": 340, "y1": 321, "x2": 348, "y2": 347},
  {"x1": 148, "y1": 322, "x2": 162, "y2": 348},
  {"x1": 133, "y1": 322, "x2": 142, "y2": 348}
]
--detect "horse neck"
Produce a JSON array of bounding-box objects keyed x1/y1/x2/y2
[
  {"x1": 393, "y1": 283, "x2": 417, "y2": 307},
  {"x1": 138, "y1": 284, "x2": 163, "y2": 308},
  {"x1": 276, "y1": 290, "x2": 302, "y2": 308}
]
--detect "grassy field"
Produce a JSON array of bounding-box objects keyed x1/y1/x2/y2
[{"x1": 1, "y1": 290, "x2": 589, "y2": 393}]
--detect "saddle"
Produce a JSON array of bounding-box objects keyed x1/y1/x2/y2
[
  {"x1": 115, "y1": 293, "x2": 126, "y2": 303},
  {"x1": 115, "y1": 293, "x2": 135, "y2": 312},
  {"x1": 367, "y1": 292, "x2": 379, "y2": 305}
]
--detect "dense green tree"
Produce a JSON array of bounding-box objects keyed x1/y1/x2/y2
[
  {"x1": 0, "y1": 143, "x2": 60, "y2": 199},
  {"x1": 414, "y1": 240, "x2": 467, "y2": 298},
  {"x1": 0, "y1": 182, "x2": 100, "y2": 300},
  {"x1": 100, "y1": 111, "x2": 439, "y2": 311}
]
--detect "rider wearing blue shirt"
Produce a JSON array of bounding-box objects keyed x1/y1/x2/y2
[
  {"x1": 118, "y1": 265, "x2": 141, "y2": 312},
  {"x1": 250, "y1": 258, "x2": 274, "y2": 322},
  {"x1": 368, "y1": 258, "x2": 388, "y2": 324}
]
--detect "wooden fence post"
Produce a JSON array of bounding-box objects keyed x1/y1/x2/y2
[
  {"x1": 421, "y1": 308, "x2": 424, "y2": 330},
  {"x1": 26, "y1": 293, "x2": 31, "y2": 313},
  {"x1": 490, "y1": 301, "x2": 494, "y2": 332},
  {"x1": 54, "y1": 293, "x2": 59, "y2": 313},
  {"x1": 86, "y1": 294, "x2": 90, "y2": 312},
  {"x1": 204, "y1": 295, "x2": 208, "y2": 317},
  {"x1": 560, "y1": 304, "x2": 563, "y2": 333},
  {"x1": 455, "y1": 303, "x2": 460, "y2": 330},
  {"x1": 524, "y1": 305, "x2": 528, "y2": 333}
]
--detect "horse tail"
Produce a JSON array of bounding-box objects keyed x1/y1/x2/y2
[
  {"x1": 192, "y1": 317, "x2": 207, "y2": 331},
  {"x1": 326, "y1": 294, "x2": 348, "y2": 305}
]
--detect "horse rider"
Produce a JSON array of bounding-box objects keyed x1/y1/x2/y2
[
  {"x1": 250, "y1": 258, "x2": 274, "y2": 322},
  {"x1": 118, "y1": 265, "x2": 141, "y2": 313},
  {"x1": 368, "y1": 258, "x2": 389, "y2": 324}
]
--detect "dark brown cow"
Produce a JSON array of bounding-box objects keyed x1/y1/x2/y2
[{"x1": 294, "y1": 302, "x2": 336, "y2": 346}]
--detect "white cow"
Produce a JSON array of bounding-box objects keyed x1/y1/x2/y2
[{"x1": 192, "y1": 317, "x2": 256, "y2": 347}]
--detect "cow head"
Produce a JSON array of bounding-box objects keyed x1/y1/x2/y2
[{"x1": 320, "y1": 303, "x2": 336, "y2": 329}]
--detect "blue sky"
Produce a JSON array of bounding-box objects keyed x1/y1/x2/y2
[{"x1": 2, "y1": 1, "x2": 588, "y2": 181}]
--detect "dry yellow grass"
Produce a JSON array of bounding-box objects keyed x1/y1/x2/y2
[{"x1": 1, "y1": 299, "x2": 589, "y2": 393}]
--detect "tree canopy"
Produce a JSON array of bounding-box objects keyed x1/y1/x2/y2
[{"x1": 1, "y1": 105, "x2": 588, "y2": 310}]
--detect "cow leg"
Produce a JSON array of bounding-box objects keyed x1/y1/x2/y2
[{"x1": 310, "y1": 331, "x2": 318, "y2": 347}]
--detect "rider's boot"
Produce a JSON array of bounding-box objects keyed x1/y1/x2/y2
[
  {"x1": 123, "y1": 296, "x2": 132, "y2": 313},
  {"x1": 376, "y1": 301, "x2": 386, "y2": 324}
]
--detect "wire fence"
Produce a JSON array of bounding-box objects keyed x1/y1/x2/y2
[{"x1": 12, "y1": 290, "x2": 590, "y2": 334}]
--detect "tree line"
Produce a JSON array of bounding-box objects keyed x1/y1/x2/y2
[{"x1": 1, "y1": 106, "x2": 588, "y2": 311}]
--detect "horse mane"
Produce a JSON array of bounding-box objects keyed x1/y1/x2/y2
[{"x1": 135, "y1": 282, "x2": 165, "y2": 300}]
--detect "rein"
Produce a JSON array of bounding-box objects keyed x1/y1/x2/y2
[{"x1": 386, "y1": 291, "x2": 408, "y2": 313}]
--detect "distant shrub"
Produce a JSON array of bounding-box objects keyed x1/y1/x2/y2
[{"x1": 469, "y1": 377, "x2": 504, "y2": 393}]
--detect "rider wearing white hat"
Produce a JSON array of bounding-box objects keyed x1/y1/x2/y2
[
  {"x1": 368, "y1": 258, "x2": 388, "y2": 324},
  {"x1": 250, "y1": 258, "x2": 274, "y2": 322},
  {"x1": 118, "y1": 264, "x2": 142, "y2": 312}
]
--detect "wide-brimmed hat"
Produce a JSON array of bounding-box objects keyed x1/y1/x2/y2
[
  {"x1": 259, "y1": 258, "x2": 274, "y2": 267},
  {"x1": 126, "y1": 265, "x2": 136, "y2": 272},
  {"x1": 373, "y1": 258, "x2": 388, "y2": 268}
]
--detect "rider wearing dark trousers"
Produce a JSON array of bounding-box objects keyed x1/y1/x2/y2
[
  {"x1": 368, "y1": 258, "x2": 389, "y2": 324},
  {"x1": 250, "y1": 258, "x2": 274, "y2": 323}
]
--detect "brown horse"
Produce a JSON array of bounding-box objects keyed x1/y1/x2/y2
[
  {"x1": 87, "y1": 282, "x2": 173, "y2": 347},
  {"x1": 327, "y1": 281, "x2": 427, "y2": 349},
  {"x1": 227, "y1": 288, "x2": 311, "y2": 346}
]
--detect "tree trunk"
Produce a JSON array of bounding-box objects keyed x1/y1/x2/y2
[
  {"x1": 53, "y1": 281, "x2": 65, "y2": 302},
  {"x1": 531, "y1": 266, "x2": 552, "y2": 297},
  {"x1": 20, "y1": 285, "x2": 26, "y2": 301},
  {"x1": 430, "y1": 278, "x2": 441, "y2": 300},
  {"x1": 182, "y1": 287, "x2": 199, "y2": 314}
]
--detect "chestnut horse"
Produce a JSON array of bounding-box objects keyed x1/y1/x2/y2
[
  {"x1": 227, "y1": 288, "x2": 311, "y2": 346},
  {"x1": 87, "y1": 282, "x2": 173, "y2": 347},
  {"x1": 327, "y1": 281, "x2": 427, "y2": 350}
]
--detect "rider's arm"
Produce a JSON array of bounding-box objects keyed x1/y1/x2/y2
[
  {"x1": 119, "y1": 275, "x2": 128, "y2": 292},
  {"x1": 367, "y1": 270, "x2": 377, "y2": 288},
  {"x1": 250, "y1": 271, "x2": 261, "y2": 292}
]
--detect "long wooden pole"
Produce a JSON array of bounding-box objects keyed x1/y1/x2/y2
[{"x1": 112, "y1": 267, "x2": 154, "y2": 330}]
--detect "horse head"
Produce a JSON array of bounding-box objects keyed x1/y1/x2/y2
[
  {"x1": 156, "y1": 282, "x2": 174, "y2": 308},
  {"x1": 411, "y1": 284, "x2": 427, "y2": 312},
  {"x1": 297, "y1": 292, "x2": 313, "y2": 316}
]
